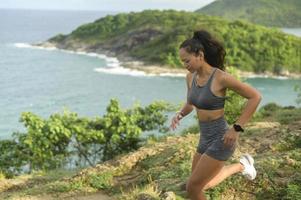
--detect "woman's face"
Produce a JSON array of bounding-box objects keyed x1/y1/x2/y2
[{"x1": 179, "y1": 48, "x2": 203, "y2": 73}]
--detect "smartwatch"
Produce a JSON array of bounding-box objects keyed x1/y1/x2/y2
[{"x1": 233, "y1": 124, "x2": 244, "y2": 132}]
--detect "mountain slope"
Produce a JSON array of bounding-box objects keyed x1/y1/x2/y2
[{"x1": 196, "y1": 0, "x2": 301, "y2": 27}]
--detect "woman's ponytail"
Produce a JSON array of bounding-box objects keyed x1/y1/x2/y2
[{"x1": 180, "y1": 30, "x2": 226, "y2": 70}]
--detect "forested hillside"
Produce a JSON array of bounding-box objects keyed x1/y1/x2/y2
[
  {"x1": 46, "y1": 10, "x2": 301, "y2": 74},
  {"x1": 196, "y1": 0, "x2": 301, "y2": 28}
]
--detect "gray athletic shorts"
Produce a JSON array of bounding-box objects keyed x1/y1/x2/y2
[{"x1": 197, "y1": 116, "x2": 236, "y2": 161}]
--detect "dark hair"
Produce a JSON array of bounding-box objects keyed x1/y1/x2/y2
[{"x1": 180, "y1": 30, "x2": 226, "y2": 70}]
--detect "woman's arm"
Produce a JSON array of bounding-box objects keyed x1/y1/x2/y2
[
  {"x1": 221, "y1": 72, "x2": 262, "y2": 127},
  {"x1": 170, "y1": 73, "x2": 194, "y2": 131},
  {"x1": 178, "y1": 73, "x2": 195, "y2": 118}
]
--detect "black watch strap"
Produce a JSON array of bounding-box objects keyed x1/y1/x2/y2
[{"x1": 233, "y1": 124, "x2": 244, "y2": 132}]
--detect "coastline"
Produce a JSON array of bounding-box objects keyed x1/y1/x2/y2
[
  {"x1": 122, "y1": 60, "x2": 301, "y2": 79},
  {"x1": 33, "y1": 41, "x2": 301, "y2": 79}
]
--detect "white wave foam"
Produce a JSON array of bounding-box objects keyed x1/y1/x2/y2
[
  {"x1": 14, "y1": 43, "x2": 32, "y2": 48},
  {"x1": 13, "y1": 42, "x2": 120, "y2": 66},
  {"x1": 159, "y1": 73, "x2": 185, "y2": 77},
  {"x1": 246, "y1": 74, "x2": 289, "y2": 80},
  {"x1": 94, "y1": 66, "x2": 186, "y2": 77},
  {"x1": 94, "y1": 66, "x2": 157, "y2": 77},
  {"x1": 13, "y1": 42, "x2": 184, "y2": 78},
  {"x1": 14, "y1": 43, "x2": 57, "y2": 50},
  {"x1": 107, "y1": 62, "x2": 121, "y2": 68},
  {"x1": 244, "y1": 74, "x2": 269, "y2": 78},
  {"x1": 273, "y1": 76, "x2": 289, "y2": 80}
]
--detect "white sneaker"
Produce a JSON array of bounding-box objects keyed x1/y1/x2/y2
[{"x1": 239, "y1": 154, "x2": 256, "y2": 180}]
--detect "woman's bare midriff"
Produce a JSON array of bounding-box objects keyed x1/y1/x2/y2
[{"x1": 196, "y1": 108, "x2": 224, "y2": 122}]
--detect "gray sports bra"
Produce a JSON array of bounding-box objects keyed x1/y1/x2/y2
[{"x1": 187, "y1": 68, "x2": 227, "y2": 110}]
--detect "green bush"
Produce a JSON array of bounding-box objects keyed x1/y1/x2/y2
[
  {"x1": 294, "y1": 84, "x2": 301, "y2": 106},
  {"x1": 88, "y1": 172, "x2": 114, "y2": 190},
  {"x1": 0, "y1": 99, "x2": 173, "y2": 177},
  {"x1": 258, "y1": 102, "x2": 282, "y2": 117},
  {"x1": 180, "y1": 124, "x2": 199, "y2": 135},
  {"x1": 224, "y1": 66, "x2": 246, "y2": 124},
  {"x1": 276, "y1": 108, "x2": 301, "y2": 124}
]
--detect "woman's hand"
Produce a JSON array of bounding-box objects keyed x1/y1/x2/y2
[
  {"x1": 222, "y1": 128, "x2": 239, "y2": 149},
  {"x1": 169, "y1": 112, "x2": 183, "y2": 131}
]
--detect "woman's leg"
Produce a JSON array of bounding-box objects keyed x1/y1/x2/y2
[
  {"x1": 190, "y1": 152, "x2": 243, "y2": 190},
  {"x1": 186, "y1": 153, "x2": 225, "y2": 200},
  {"x1": 180, "y1": 152, "x2": 203, "y2": 191},
  {"x1": 203, "y1": 163, "x2": 244, "y2": 190},
  {"x1": 192, "y1": 152, "x2": 202, "y2": 172},
  {"x1": 186, "y1": 155, "x2": 244, "y2": 191}
]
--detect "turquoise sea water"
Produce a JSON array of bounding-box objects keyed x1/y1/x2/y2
[{"x1": 0, "y1": 9, "x2": 300, "y2": 138}]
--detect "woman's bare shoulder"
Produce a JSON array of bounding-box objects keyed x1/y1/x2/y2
[
  {"x1": 216, "y1": 68, "x2": 244, "y2": 84},
  {"x1": 186, "y1": 72, "x2": 194, "y2": 88},
  {"x1": 214, "y1": 68, "x2": 233, "y2": 89},
  {"x1": 215, "y1": 68, "x2": 232, "y2": 81},
  {"x1": 186, "y1": 72, "x2": 193, "y2": 80}
]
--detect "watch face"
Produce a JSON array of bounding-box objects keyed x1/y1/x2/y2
[{"x1": 234, "y1": 124, "x2": 244, "y2": 132}]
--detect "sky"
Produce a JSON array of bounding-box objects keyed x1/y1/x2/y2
[{"x1": 0, "y1": 0, "x2": 215, "y2": 12}]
